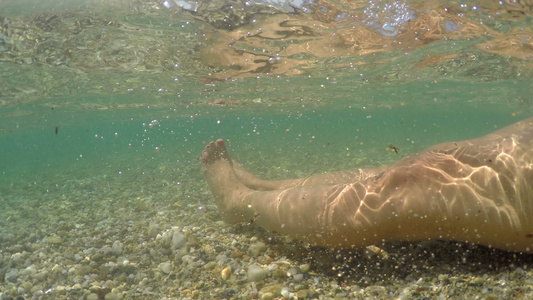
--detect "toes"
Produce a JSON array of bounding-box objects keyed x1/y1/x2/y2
[{"x1": 200, "y1": 140, "x2": 227, "y2": 163}]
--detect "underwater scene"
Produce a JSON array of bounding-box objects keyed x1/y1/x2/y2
[{"x1": 1, "y1": 0, "x2": 533, "y2": 299}]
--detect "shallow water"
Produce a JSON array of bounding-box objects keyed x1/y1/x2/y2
[{"x1": 1, "y1": 0, "x2": 533, "y2": 299}]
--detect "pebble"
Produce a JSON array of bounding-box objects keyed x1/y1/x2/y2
[
  {"x1": 300, "y1": 263, "x2": 310, "y2": 273},
  {"x1": 296, "y1": 289, "x2": 308, "y2": 299},
  {"x1": 250, "y1": 241, "x2": 267, "y2": 257},
  {"x1": 260, "y1": 284, "x2": 283, "y2": 296},
  {"x1": 158, "y1": 261, "x2": 172, "y2": 274},
  {"x1": 248, "y1": 264, "x2": 268, "y2": 282},
  {"x1": 221, "y1": 266, "x2": 232, "y2": 280},
  {"x1": 4, "y1": 268, "x2": 18, "y2": 283},
  {"x1": 172, "y1": 228, "x2": 187, "y2": 249},
  {"x1": 105, "y1": 292, "x2": 121, "y2": 300},
  {"x1": 292, "y1": 273, "x2": 304, "y2": 282},
  {"x1": 87, "y1": 294, "x2": 99, "y2": 300},
  {"x1": 20, "y1": 265, "x2": 36, "y2": 277},
  {"x1": 47, "y1": 237, "x2": 63, "y2": 244},
  {"x1": 281, "y1": 287, "x2": 290, "y2": 298}
]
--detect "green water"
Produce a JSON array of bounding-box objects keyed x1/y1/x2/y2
[
  {"x1": 0, "y1": 0, "x2": 532, "y2": 298},
  {"x1": 0, "y1": 93, "x2": 522, "y2": 184}
]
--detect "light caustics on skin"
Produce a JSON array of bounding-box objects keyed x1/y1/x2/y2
[{"x1": 201, "y1": 117, "x2": 533, "y2": 253}]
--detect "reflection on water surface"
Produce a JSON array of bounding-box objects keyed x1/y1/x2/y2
[{"x1": 0, "y1": 0, "x2": 531, "y2": 108}]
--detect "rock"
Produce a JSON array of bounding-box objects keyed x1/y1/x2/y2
[
  {"x1": 281, "y1": 287, "x2": 290, "y2": 298},
  {"x1": 90, "y1": 286, "x2": 111, "y2": 299},
  {"x1": 19, "y1": 265, "x2": 37, "y2": 276},
  {"x1": 292, "y1": 273, "x2": 304, "y2": 282},
  {"x1": 203, "y1": 261, "x2": 217, "y2": 270},
  {"x1": 47, "y1": 237, "x2": 63, "y2": 244},
  {"x1": 87, "y1": 293, "x2": 99, "y2": 300},
  {"x1": 33, "y1": 271, "x2": 48, "y2": 281},
  {"x1": 247, "y1": 264, "x2": 268, "y2": 282},
  {"x1": 21, "y1": 281, "x2": 32, "y2": 292},
  {"x1": 260, "y1": 284, "x2": 283, "y2": 296},
  {"x1": 4, "y1": 268, "x2": 19, "y2": 283},
  {"x1": 221, "y1": 266, "x2": 231, "y2": 280},
  {"x1": 158, "y1": 261, "x2": 172, "y2": 274},
  {"x1": 250, "y1": 241, "x2": 267, "y2": 257},
  {"x1": 172, "y1": 229, "x2": 187, "y2": 249},
  {"x1": 112, "y1": 241, "x2": 123, "y2": 255},
  {"x1": 105, "y1": 292, "x2": 121, "y2": 300},
  {"x1": 295, "y1": 289, "x2": 308, "y2": 299},
  {"x1": 272, "y1": 268, "x2": 287, "y2": 279},
  {"x1": 300, "y1": 263, "x2": 310, "y2": 273}
]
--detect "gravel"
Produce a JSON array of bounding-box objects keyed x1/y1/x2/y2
[{"x1": 2, "y1": 157, "x2": 533, "y2": 300}]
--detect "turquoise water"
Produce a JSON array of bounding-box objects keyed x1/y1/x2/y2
[
  {"x1": 1, "y1": 0, "x2": 532, "y2": 298},
  {"x1": 0, "y1": 95, "x2": 521, "y2": 185}
]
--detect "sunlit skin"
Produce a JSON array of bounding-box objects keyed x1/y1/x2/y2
[{"x1": 201, "y1": 117, "x2": 533, "y2": 253}]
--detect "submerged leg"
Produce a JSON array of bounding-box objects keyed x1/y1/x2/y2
[
  {"x1": 231, "y1": 159, "x2": 382, "y2": 190},
  {"x1": 200, "y1": 117, "x2": 533, "y2": 252}
]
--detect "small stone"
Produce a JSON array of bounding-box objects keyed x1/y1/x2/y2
[
  {"x1": 19, "y1": 265, "x2": 37, "y2": 276},
  {"x1": 300, "y1": 263, "x2": 310, "y2": 273},
  {"x1": 112, "y1": 241, "x2": 123, "y2": 255},
  {"x1": 56, "y1": 285, "x2": 67, "y2": 295},
  {"x1": 105, "y1": 292, "x2": 120, "y2": 300},
  {"x1": 248, "y1": 264, "x2": 268, "y2": 282},
  {"x1": 272, "y1": 268, "x2": 287, "y2": 279},
  {"x1": 90, "y1": 286, "x2": 111, "y2": 299},
  {"x1": 158, "y1": 261, "x2": 172, "y2": 274},
  {"x1": 261, "y1": 292, "x2": 274, "y2": 300},
  {"x1": 260, "y1": 284, "x2": 283, "y2": 296},
  {"x1": 31, "y1": 284, "x2": 44, "y2": 294},
  {"x1": 4, "y1": 268, "x2": 18, "y2": 283},
  {"x1": 203, "y1": 261, "x2": 217, "y2": 270},
  {"x1": 469, "y1": 276, "x2": 485, "y2": 286},
  {"x1": 87, "y1": 293, "x2": 99, "y2": 300},
  {"x1": 229, "y1": 249, "x2": 244, "y2": 259},
  {"x1": 365, "y1": 285, "x2": 387, "y2": 296},
  {"x1": 105, "y1": 280, "x2": 116, "y2": 289},
  {"x1": 47, "y1": 237, "x2": 63, "y2": 244},
  {"x1": 296, "y1": 289, "x2": 308, "y2": 299},
  {"x1": 292, "y1": 273, "x2": 304, "y2": 282},
  {"x1": 281, "y1": 287, "x2": 290, "y2": 298},
  {"x1": 172, "y1": 229, "x2": 187, "y2": 249},
  {"x1": 191, "y1": 290, "x2": 201, "y2": 297},
  {"x1": 21, "y1": 281, "x2": 32, "y2": 292},
  {"x1": 33, "y1": 271, "x2": 48, "y2": 282},
  {"x1": 250, "y1": 241, "x2": 267, "y2": 257},
  {"x1": 221, "y1": 266, "x2": 232, "y2": 281}
]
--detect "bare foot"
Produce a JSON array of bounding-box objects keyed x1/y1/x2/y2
[{"x1": 200, "y1": 139, "x2": 250, "y2": 223}]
